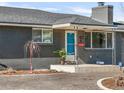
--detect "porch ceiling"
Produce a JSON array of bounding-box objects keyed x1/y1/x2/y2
[{"x1": 52, "y1": 23, "x2": 115, "y2": 32}]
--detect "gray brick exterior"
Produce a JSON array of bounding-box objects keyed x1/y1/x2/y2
[
  {"x1": 0, "y1": 27, "x2": 65, "y2": 69},
  {"x1": 115, "y1": 32, "x2": 121, "y2": 64},
  {"x1": 77, "y1": 48, "x2": 112, "y2": 64},
  {"x1": 121, "y1": 33, "x2": 124, "y2": 64},
  {"x1": 0, "y1": 58, "x2": 60, "y2": 69},
  {"x1": 0, "y1": 26, "x2": 32, "y2": 58},
  {"x1": 0, "y1": 26, "x2": 65, "y2": 59},
  {"x1": 36, "y1": 29, "x2": 65, "y2": 57},
  {"x1": 115, "y1": 32, "x2": 124, "y2": 65}
]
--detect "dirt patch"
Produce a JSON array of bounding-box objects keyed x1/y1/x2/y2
[
  {"x1": 0, "y1": 69, "x2": 58, "y2": 75},
  {"x1": 102, "y1": 77, "x2": 124, "y2": 90}
]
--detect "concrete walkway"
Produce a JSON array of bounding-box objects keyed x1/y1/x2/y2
[{"x1": 0, "y1": 71, "x2": 119, "y2": 90}]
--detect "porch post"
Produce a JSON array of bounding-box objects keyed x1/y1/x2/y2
[
  {"x1": 112, "y1": 30, "x2": 116, "y2": 65},
  {"x1": 74, "y1": 30, "x2": 78, "y2": 64}
]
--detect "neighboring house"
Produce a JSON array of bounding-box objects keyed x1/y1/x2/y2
[{"x1": 0, "y1": 3, "x2": 123, "y2": 68}]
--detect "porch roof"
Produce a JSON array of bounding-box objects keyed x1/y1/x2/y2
[{"x1": 52, "y1": 23, "x2": 115, "y2": 31}]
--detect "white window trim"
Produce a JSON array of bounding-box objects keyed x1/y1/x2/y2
[
  {"x1": 85, "y1": 31, "x2": 114, "y2": 49},
  {"x1": 32, "y1": 28, "x2": 53, "y2": 44}
]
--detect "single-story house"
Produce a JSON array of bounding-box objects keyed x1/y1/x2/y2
[{"x1": 0, "y1": 3, "x2": 123, "y2": 69}]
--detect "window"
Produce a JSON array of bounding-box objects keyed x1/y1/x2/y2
[
  {"x1": 107, "y1": 33, "x2": 112, "y2": 48},
  {"x1": 85, "y1": 32, "x2": 91, "y2": 48},
  {"x1": 32, "y1": 28, "x2": 53, "y2": 43},
  {"x1": 92, "y1": 32, "x2": 105, "y2": 48},
  {"x1": 42, "y1": 29, "x2": 53, "y2": 43},
  {"x1": 85, "y1": 32, "x2": 113, "y2": 49},
  {"x1": 32, "y1": 30, "x2": 42, "y2": 42}
]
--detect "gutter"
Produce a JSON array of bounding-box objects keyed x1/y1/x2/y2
[
  {"x1": 70, "y1": 22, "x2": 113, "y2": 27},
  {"x1": 0, "y1": 22, "x2": 52, "y2": 28}
]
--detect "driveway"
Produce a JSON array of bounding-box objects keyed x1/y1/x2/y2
[{"x1": 0, "y1": 72, "x2": 117, "y2": 90}]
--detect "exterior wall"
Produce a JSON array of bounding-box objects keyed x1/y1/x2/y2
[
  {"x1": 0, "y1": 26, "x2": 32, "y2": 58},
  {"x1": 115, "y1": 32, "x2": 124, "y2": 65},
  {"x1": 0, "y1": 58, "x2": 60, "y2": 69},
  {"x1": 115, "y1": 32, "x2": 122, "y2": 65},
  {"x1": 77, "y1": 31, "x2": 112, "y2": 64},
  {"x1": 0, "y1": 27, "x2": 65, "y2": 69},
  {"x1": 1, "y1": 25, "x2": 123, "y2": 66},
  {"x1": 76, "y1": 31, "x2": 124, "y2": 65},
  {"x1": 121, "y1": 33, "x2": 124, "y2": 65},
  {"x1": 0, "y1": 26, "x2": 65, "y2": 59},
  {"x1": 36, "y1": 29, "x2": 65, "y2": 57}
]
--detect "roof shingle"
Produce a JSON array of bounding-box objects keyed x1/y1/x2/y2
[{"x1": 0, "y1": 6, "x2": 112, "y2": 26}]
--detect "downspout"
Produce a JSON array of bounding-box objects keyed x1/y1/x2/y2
[
  {"x1": 111, "y1": 28, "x2": 116, "y2": 76},
  {"x1": 113, "y1": 29, "x2": 116, "y2": 65},
  {"x1": 112, "y1": 28, "x2": 116, "y2": 67},
  {"x1": 114, "y1": 31, "x2": 116, "y2": 65}
]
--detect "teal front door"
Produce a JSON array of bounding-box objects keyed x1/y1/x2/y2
[
  {"x1": 67, "y1": 33, "x2": 75, "y2": 55},
  {"x1": 65, "y1": 31, "x2": 76, "y2": 61}
]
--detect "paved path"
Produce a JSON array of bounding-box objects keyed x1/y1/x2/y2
[{"x1": 0, "y1": 72, "x2": 118, "y2": 90}]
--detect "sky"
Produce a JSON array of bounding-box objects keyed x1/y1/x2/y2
[{"x1": 0, "y1": 2, "x2": 124, "y2": 22}]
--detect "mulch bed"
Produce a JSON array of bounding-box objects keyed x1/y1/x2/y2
[
  {"x1": 102, "y1": 77, "x2": 124, "y2": 90},
  {"x1": 0, "y1": 69, "x2": 58, "y2": 75}
]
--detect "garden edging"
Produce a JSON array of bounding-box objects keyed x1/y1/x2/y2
[
  {"x1": 0, "y1": 72, "x2": 64, "y2": 77},
  {"x1": 97, "y1": 77, "x2": 113, "y2": 90}
]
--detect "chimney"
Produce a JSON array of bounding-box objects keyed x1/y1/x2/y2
[
  {"x1": 98, "y1": 2, "x2": 105, "y2": 6},
  {"x1": 91, "y1": 2, "x2": 113, "y2": 24}
]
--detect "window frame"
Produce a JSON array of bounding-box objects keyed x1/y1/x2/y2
[
  {"x1": 32, "y1": 28, "x2": 53, "y2": 44},
  {"x1": 85, "y1": 31, "x2": 114, "y2": 49}
]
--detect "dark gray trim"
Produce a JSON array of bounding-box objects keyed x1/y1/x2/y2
[{"x1": 0, "y1": 22, "x2": 52, "y2": 26}]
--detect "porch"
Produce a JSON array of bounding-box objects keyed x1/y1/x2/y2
[{"x1": 53, "y1": 23, "x2": 115, "y2": 65}]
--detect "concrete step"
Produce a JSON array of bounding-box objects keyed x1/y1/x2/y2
[{"x1": 50, "y1": 64, "x2": 123, "y2": 73}]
